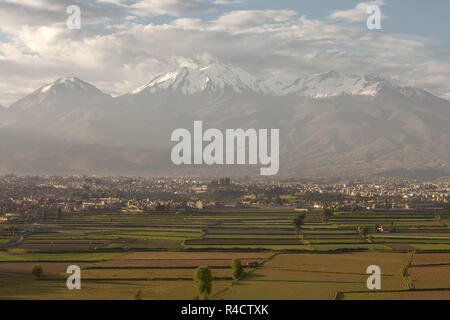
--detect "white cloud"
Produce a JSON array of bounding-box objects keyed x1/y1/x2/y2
[
  {"x1": 172, "y1": 9, "x2": 298, "y2": 33},
  {"x1": 1, "y1": 0, "x2": 59, "y2": 9},
  {"x1": 129, "y1": 0, "x2": 216, "y2": 16},
  {"x1": 213, "y1": 0, "x2": 244, "y2": 4},
  {"x1": 95, "y1": 0, "x2": 128, "y2": 5},
  {"x1": 96, "y1": 0, "x2": 243, "y2": 14},
  {"x1": 213, "y1": 10, "x2": 298, "y2": 28},
  {"x1": 329, "y1": 0, "x2": 385, "y2": 23},
  {"x1": 0, "y1": 1, "x2": 449, "y2": 105}
]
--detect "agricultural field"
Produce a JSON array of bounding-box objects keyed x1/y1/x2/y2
[
  {"x1": 0, "y1": 251, "x2": 265, "y2": 299},
  {"x1": 3, "y1": 210, "x2": 449, "y2": 252},
  {"x1": 216, "y1": 252, "x2": 409, "y2": 300},
  {"x1": 0, "y1": 209, "x2": 449, "y2": 299}
]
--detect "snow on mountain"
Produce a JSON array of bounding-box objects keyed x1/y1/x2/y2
[
  {"x1": 39, "y1": 77, "x2": 95, "y2": 93},
  {"x1": 274, "y1": 71, "x2": 393, "y2": 98},
  {"x1": 130, "y1": 64, "x2": 428, "y2": 100},
  {"x1": 1, "y1": 63, "x2": 450, "y2": 178},
  {"x1": 131, "y1": 62, "x2": 270, "y2": 95},
  {"x1": 10, "y1": 77, "x2": 110, "y2": 111}
]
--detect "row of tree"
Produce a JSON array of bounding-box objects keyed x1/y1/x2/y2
[
  {"x1": 193, "y1": 258, "x2": 244, "y2": 300},
  {"x1": 32, "y1": 259, "x2": 246, "y2": 300},
  {"x1": 293, "y1": 207, "x2": 335, "y2": 237}
]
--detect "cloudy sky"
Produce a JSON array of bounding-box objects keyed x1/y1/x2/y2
[{"x1": 0, "y1": 0, "x2": 449, "y2": 106}]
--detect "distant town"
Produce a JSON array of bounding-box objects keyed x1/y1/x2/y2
[{"x1": 1, "y1": 175, "x2": 449, "y2": 223}]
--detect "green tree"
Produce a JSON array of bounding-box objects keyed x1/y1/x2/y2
[
  {"x1": 32, "y1": 265, "x2": 43, "y2": 279},
  {"x1": 56, "y1": 208, "x2": 62, "y2": 219},
  {"x1": 293, "y1": 213, "x2": 306, "y2": 237},
  {"x1": 357, "y1": 225, "x2": 369, "y2": 238},
  {"x1": 320, "y1": 207, "x2": 333, "y2": 223},
  {"x1": 193, "y1": 266, "x2": 213, "y2": 299},
  {"x1": 231, "y1": 258, "x2": 244, "y2": 280},
  {"x1": 390, "y1": 222, "x2": 397, "y2": 233}
]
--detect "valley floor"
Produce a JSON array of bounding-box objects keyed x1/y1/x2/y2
[{"x1": 1, "y1": 209, "x2": 450, "y2": 300}]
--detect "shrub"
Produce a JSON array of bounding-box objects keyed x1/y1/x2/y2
[
  {"x1": 193, "y1": 266, "x2": 213, "y2": 299},
  {"x1": 134, "y1": 290, "x2": 143, "y2": 300},
  {"x1": 32, "y1": 265, "x2": 43, "y2": 279},
  {"x1": 231, "y1": 258, "x2": 244, "y2": 280},
  {"x1": 357, "y1": 225, "x2": 369, "y2": 238},
  {"x1": 320, "y1": 207, "x2": 333, "y2": 223}
]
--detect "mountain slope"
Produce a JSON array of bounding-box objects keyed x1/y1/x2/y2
[
  {"x1": 277, "y1": 91, "x2": 450, "y2": 177},
  {"x1": 1, "y1": 64, "x2": 450, "y2": 178},
  {"x1": 274, "y1": 71, "x2": 392, "y2": 98},
  {"x1": 130, "y1": 62, "x2": 270, "y2": 96},
  {"x1": 10, "y1": 77, "x2": 111, "y2": 112},
  {"x1": 4, "y1": 77, "x2": 114, "y2": 145},
  {"x1": 0, "y1": 127, "x2": 169, "y2": 175}
]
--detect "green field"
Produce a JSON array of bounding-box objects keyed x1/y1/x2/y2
[{"x1": 0, "y1": 209, "x2": 449, "y2": 299}]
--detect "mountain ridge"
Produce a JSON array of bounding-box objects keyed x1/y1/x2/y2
[
  {"x1": 0, "y1": 62, "x2": 449, "y2": 179},
  {"x1": 9, "y1": 77, "x2": 112, "y2": 112},
  {"x1": 4, "y1": 63, "x2": 447, "y2": 105},
  {"x1": 129, "y1": 62, "x2": 270, "y2": 96},
  {"x1": 124, "y1": 63, "x2": 443, "y2": 100}
]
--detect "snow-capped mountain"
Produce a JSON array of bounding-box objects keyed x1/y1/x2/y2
[
  {"x1": 276, "y1": 71, "x2": 393, "y2": 98},
  {"x1": 10, "y1": 77, "x2": 111, "y2": 112},
  {"x1": 128, "y1": 63, "x2": 430, "y2": 100},
  {"x1": 1, "y1": 63, "x2": 450, "y2": 178},
  {"x1": 40, "y1": 77, "x2": 99, "y2": 93},
  {"x1": 130, "y1": 62, "x2": 270, "y2": 95},
  {"x1": 3, "y1": 77, "x2": 114, "y2": 146}
]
